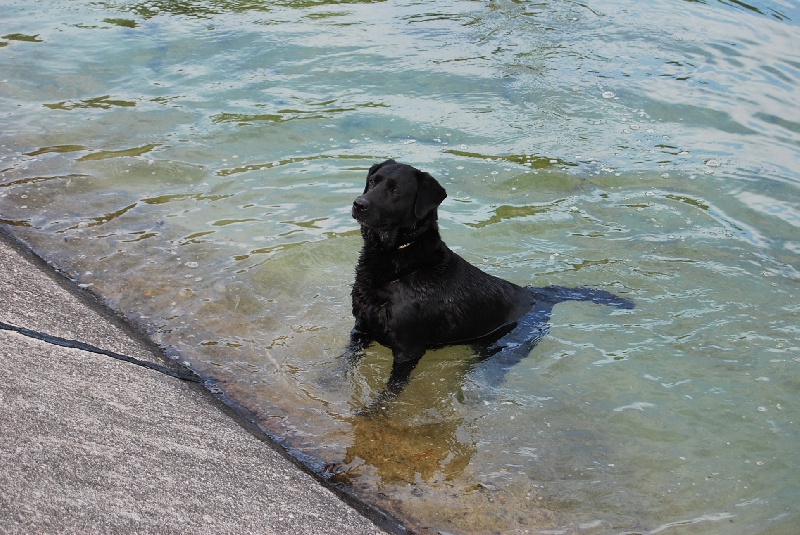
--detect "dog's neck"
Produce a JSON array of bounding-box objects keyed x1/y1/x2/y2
[
  {"x1": 360, "y1": 213, "x2": 440, "y2": 253},
  {"x1": 356, "y1": 218, "x2": 448, "y2": 287},
  {"x1": 393, "y1": 221, "x2": 434, "y2": 250}
]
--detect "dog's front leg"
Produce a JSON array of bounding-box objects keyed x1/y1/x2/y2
[
  {"x1": 324, "y1": 328, "x2": 372, "y2": 391},
  {"x1": 339, "y1": 327, "x2": 372, "y2": 364},
  {"x1": 386, "y1": 348, "x2": 425, "y2": 394},
  {"x1": 357, "y1": 346, "x2": 424, "y2": 416}
]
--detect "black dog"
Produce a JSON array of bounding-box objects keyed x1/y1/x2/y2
[{"x1": 346, "y1": 159, "x2": 632, "y2": 398}]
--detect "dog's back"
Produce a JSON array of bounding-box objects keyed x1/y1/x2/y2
[{"x1": 352, "y1": 229, "x2": 535, "y2": 354}]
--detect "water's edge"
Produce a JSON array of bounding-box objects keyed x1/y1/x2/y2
[{"x1": 0, "y1": 226, "x2": 409, "y2": 535}]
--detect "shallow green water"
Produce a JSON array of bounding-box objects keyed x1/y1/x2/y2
[{"x1": 2, "y1": 0, "x2": 799, "y2": 533}]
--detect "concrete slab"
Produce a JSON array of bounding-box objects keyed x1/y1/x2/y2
[
  {"x1": 0, "y1": 231, "x2": 392, "y2": 534},
  {"x1": 0, "y1": 234, "x2": 158, "y2": 365}
]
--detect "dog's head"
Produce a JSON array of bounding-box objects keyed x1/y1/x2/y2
[{"x1": 351, "y1": 159, "x2": 447, "y2": 231}]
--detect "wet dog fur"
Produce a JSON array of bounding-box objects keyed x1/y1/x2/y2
[{"x1": 345, "y1": 159, "x2": 633, "y2": 399}]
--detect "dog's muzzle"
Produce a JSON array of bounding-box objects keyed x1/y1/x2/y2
[{"x1": 352, "y1": 196, "x2": 369, "y2": 221}]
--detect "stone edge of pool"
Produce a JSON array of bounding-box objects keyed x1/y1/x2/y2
[{"x1": 0, "y1": 227, "x2": 399, "y2": 535}]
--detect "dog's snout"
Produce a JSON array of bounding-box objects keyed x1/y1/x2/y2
[{"x1": 353, "y1": 197, "x2": 369, "y2": 212}]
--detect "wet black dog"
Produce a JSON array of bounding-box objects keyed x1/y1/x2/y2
[{"x1": 346, "y1": 159, "x2": 632, "y2": 398}]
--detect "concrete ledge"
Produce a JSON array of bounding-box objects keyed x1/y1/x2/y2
[{"x1": 0, "y1": 231, "x2": 390, "y2": 534}]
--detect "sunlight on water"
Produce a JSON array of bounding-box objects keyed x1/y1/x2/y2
[{"x1": 2, "y1": 0, "x2": 799, "y2": 533}]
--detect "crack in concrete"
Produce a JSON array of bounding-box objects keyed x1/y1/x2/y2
[{"x1": 0, "y1": 320, "x2": 202, "y2": 384}]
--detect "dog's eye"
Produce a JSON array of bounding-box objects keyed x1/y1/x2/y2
[{"x1": 384, "y1": 180, "x2": 399, "y2": 196}]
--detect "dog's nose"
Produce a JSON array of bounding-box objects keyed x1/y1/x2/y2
[{"x1": 353, "y1": 197, "x2": 369, "y2": 212}]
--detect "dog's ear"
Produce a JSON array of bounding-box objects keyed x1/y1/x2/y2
[
  {"x1": 414, "y1": 171, "x2": 447, "y2": 219},
  {"x1": 364, "y1": 159, "x2": 397, "y2": 193}
]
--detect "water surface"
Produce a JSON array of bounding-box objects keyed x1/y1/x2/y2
[{"x1": 2, "y1": 0, "x2": 799, "y2": 533}]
